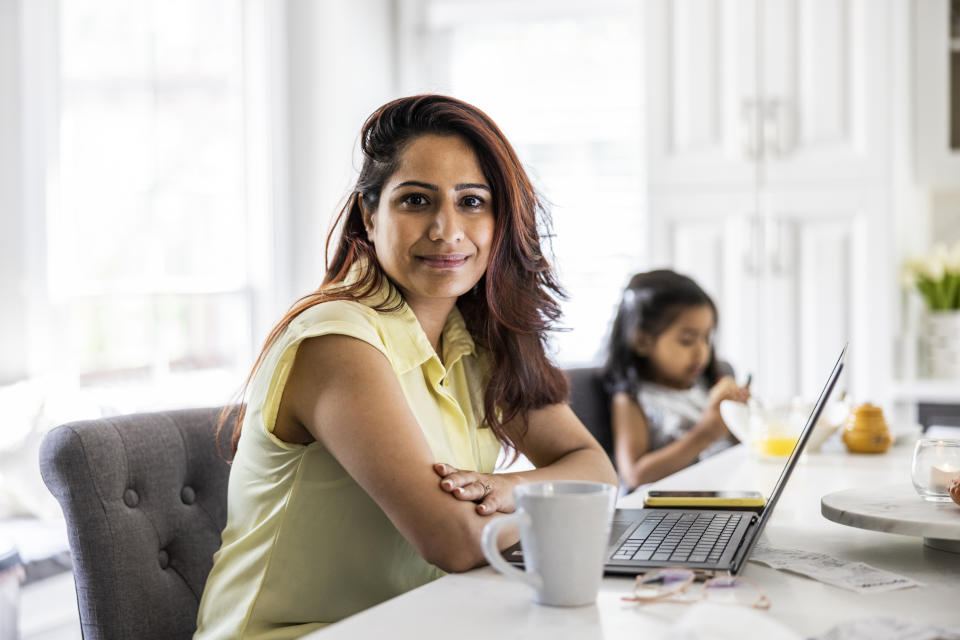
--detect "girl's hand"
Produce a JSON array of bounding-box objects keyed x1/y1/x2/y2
[
  {"x1": 697, "y1": 376, "x2": 751, "y2": 440},
  {"x1": 433, "y1": 463, "x2": 515, "y2": 516},
  {"x1": 707, "y1": 375, "x2": 751, "y2": 410}
]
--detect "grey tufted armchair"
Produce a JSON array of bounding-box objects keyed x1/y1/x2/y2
[{"x1": 39, "y1": 407, "x2": 235, "y2": 640}]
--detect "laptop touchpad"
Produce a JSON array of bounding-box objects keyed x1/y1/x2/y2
[{"x1": 609, "y1": 521, "x2": 632, "y2": 545}]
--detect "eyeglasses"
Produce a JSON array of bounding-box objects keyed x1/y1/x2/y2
[{"x1": 621, "y1": 568, "x2": 770, "y2": 610}]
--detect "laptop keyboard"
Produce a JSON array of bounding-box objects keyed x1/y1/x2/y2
[{"x1": 611, "y1": 512, "x2": 743, "y2": 564}]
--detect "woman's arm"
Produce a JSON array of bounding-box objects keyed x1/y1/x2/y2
[
  {"x1": 278, "y1": 334, "x2": 502, "y2": 572},
  {"x1": 434, "y1": 402, "x2": 619, "y2": 513},
  {"x1": 277, "y1": 334, "x2": 613, "y2": 573}
]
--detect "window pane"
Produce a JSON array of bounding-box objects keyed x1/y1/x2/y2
[
  {"x1": 154, "y1": 0, "x2": 243, "y2": 79},
  {"x1": 70, "y1": 293, "x2": 251, "y2": 384},
  {"x1": 60, "y1": 0, "x2": 151, "y2": 81},
  {"x1": 55, "y1": 0, "x2": 251, "y2": 384}
]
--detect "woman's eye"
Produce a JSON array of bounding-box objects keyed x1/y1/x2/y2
[
  {"x1": 402, "y1": 193, "x2": 428, "y2": 207},
  {"x1": 460, "y1": 195, "x2": 484, "y2": 209}
]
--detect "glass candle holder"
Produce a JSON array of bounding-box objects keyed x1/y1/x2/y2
[{"x1": 911, "y1": 438, "x2": 960, "y2": 502}]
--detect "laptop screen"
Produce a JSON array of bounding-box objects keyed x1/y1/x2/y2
[{"x1": 731, "y1": 345, "x2": 846, "y2": 572}]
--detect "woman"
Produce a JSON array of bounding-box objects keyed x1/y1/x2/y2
[{"x1": 194, "y1": 95, "x2": 616, "y2": 638}]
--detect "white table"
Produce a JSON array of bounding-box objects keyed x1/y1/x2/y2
[{"x1": 311, "y1": 441, "x2": 960, "y2": 638}]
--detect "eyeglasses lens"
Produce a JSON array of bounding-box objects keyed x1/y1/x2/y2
[
  {"x1": 703, "y1": 576, "x2": 761, "y2": 607},
  {"x1": 634, "y1": 569, "x2": 693, "y2": 599}
]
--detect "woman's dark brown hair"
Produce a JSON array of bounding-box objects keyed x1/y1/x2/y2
[{"x1": 219, "y1": 94, "x2": 568, "y2": 458}]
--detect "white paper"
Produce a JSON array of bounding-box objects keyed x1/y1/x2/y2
[
  {"x1": 749, "y1": 542, "x2": 922, "y2": 594},
  {"x1": 816, "y1": 617, "x2": 960, "y2": 640}
]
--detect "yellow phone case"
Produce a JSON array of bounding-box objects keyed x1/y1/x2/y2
[{"x1": 643, "y1": 495, "x2": 766, "y2": 508}]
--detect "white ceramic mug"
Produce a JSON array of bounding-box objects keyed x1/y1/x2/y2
[{"x1": 481, "y1": 481, "x2": 616, "y2": 606}]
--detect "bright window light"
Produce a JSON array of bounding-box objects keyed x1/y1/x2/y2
[{"x1": 50, "y1": 0, "x2": 254, "y2": 402}]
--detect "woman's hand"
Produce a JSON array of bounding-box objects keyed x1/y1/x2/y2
[{"x1": 433, "y1": 463, "x2": 516, "y2": 516}]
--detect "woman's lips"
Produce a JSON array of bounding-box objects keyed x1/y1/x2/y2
[{"x1": 418, "y1": 254, "x2": 469, "y2": 269}]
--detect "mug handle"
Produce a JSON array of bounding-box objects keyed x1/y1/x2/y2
[{"x1": 481, "y1": 510, "x2": 542, "y2": 591}]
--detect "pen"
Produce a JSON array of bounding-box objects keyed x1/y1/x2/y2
[{"x1": 745, "y1": 373, "x2": 752, "y2": 388}]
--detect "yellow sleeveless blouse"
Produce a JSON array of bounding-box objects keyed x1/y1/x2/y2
[{"x1": 194, "y1": 279, "x2": 500, "y2": 639}]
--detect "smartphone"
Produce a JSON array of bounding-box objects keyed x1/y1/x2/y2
[{"x1": 643, "y1": 490, "x2": 766, "y2": 509}]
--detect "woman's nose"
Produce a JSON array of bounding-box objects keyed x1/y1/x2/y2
[{"x1": 428, "y1": 202, "x2": 464, "y2": 243}]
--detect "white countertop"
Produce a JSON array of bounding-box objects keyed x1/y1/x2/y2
[{"x1": 310, "y1": 440, "x2": 960, "y2": 639}]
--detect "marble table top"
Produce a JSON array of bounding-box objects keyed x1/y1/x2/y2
[{"x1": 821, "y1": 483, "x2": 960, "y2": 540}]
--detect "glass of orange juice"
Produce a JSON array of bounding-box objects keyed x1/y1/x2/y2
[{"x1": 749, "y1": 404, "x2": 801, "y2": 459}]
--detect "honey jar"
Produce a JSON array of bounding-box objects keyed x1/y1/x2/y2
[{"x1": 842, "y1": 403, "x2": 892, "y2": 453}]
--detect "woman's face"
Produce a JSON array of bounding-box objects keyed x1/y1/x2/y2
[
  {"x1": 362, "y1": 134, "x2": 495, "y2": 313},
  {"x1": 640, "y1": 304, "x2": 715, "y2": 389}
]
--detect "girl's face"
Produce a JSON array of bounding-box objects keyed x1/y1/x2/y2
[
  {"x1": 362, "y1": 134, "x2": 495, "y2": 314},
  {"x1": 639, "y1": 304, "x2": 715, "y2": 389}
]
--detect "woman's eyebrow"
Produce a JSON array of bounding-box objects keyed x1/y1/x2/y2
[
  {"x1": 391, "y1": 180, "x2": 491, "y2": 192},
  {"x1": 455, "y1": 183, "x2": 490, "y2": 191},
  {"x1": 393, "y1": 180, "x2": 438, "y2": 191}
]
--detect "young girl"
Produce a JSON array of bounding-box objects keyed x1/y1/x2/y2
[{"x1": 602, "y1": 270, "x2": 749, "y2": 493}]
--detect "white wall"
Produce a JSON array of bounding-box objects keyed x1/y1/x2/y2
[
  {"x1": 0, "y1": 0, "x2": 56, "y2": 384},
  {"x1": 0, "y1": 0, "x2": 26, "y2": 383},
  {"x1": 284, "y1": 0, "x2": 398, "y2": 302}
]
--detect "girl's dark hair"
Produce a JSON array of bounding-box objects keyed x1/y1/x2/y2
[
  {"x1": 602, "y1": 269, "x2": 721, "y2": 398},
  {"x1": 219, "y1": 94, "x2": 568, "y2": 458}
]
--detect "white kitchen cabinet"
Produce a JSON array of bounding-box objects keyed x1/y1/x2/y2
[
  {"x1": 645, "y1": 0, "x2": 889, "y2": 191},
  {"x1": 649, "y1": 189, "x2": 887, "y2": 405},
  {"x1": 913, "y1": 0, "x2": 960, "y2": 186},
  {"x1": 644, "y1": 0, "x2": 893, "y2": 404},
  {"x1": 644, "y1": 0, "x2": 756, "y2": 190}
]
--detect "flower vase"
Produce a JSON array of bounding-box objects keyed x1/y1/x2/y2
[{"x1": 925, "y1": 310, "x2": 960, "y2": 379}]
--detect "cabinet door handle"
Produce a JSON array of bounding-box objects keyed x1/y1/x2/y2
[
  {"x1": 767, "y1": 217, "x2": 790, "y2": 275},
  {"x1": 741, "y1": 99, "x2": 760, "y2": 161}
]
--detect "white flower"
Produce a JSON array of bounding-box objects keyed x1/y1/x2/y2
[
  {"x1": 947, "y1": 242, "x2": 960, "y2": 274},
  {"x1": 902, "y1": 243, "x2": 960, "y2": 310},
  {"x1": 901, "y1": 258, "x2": 925, "y2": 288},
  {"x1": 925, "y1": 244, "x2": 949, "y2": 281}
]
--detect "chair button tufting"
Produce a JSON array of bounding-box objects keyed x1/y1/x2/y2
[
  {"x1": 180, "y1": 486, "x2": 196, "y2": 505},
  {"x1": 123, "y1": 489, "x2": 139, "y2": 507},
  {"x1": 158, "y1": 549, "x2": 169, "y2": 570}
]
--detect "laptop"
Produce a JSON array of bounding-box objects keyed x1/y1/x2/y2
[{"x1": 506, "y1": 345, "x2": 846, "y2": 576}]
